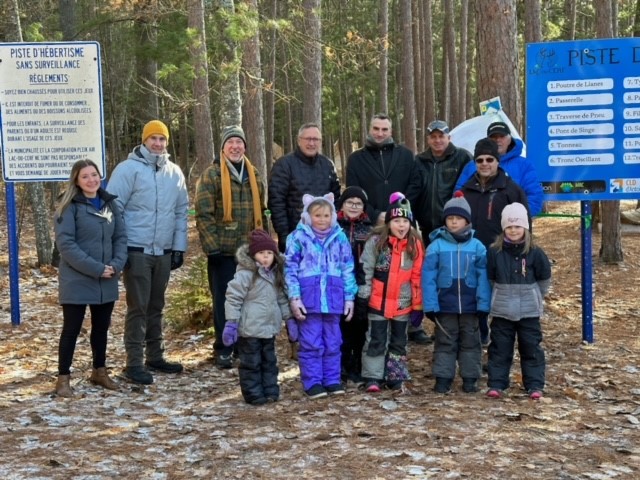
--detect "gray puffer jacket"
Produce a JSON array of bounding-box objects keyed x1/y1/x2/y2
[
  {"x1": 55, "y1": 189, "x2": 128, "y2": 305},
  {"x1": 224, "y1": 245, "x2": 291, "y2": 338},
  {"x1": 107, "y1": 145, "x2": 188, "y2": 255},
  {"x1": 487, "y1": 241, "x2": 551, "y2": 321}
]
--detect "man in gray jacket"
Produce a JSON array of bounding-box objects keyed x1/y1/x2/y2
[{"x1": 108, "y1": 120, "x2": 189, "y2": 385}]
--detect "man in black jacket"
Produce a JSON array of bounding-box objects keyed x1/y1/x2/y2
[
  {"x1": 346, "y1": 114, "x2": 422, "y2": 225},
  {"x1": 415, "y1": 120, "x2": 472, "y2": 245},
  {"x1": 346, "y1": 113, "x2": 430, "y2": 344},
  {"x1": 268, "y1": 123, "x2": 341, "y2": 252}
]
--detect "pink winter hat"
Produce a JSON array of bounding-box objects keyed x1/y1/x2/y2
[{"x1": 501, "y1": 202, "x2": 529, "y2": 230}]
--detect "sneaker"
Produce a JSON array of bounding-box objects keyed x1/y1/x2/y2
[
  {"x1": 408, "y1": 330, "x2": 434, "y2": 345},
  {"x1": 486, "y1": 388, "x2": 503, "y2": 399},
  {"x1": 145, "y1": 359, "x2": 183, "y2": 373},
  {"x1": 125, "y1": 366, "x2": 154, "y2": 385},
  {"x1": 215, "y1": 354, "x2": 233, "y2": 370},
  {"x1": 365, "y1": 381, "x2": 381, "y2": 393},
  {"x1": 305, "y1": 384, "x2": 328, "y2": 399},
  {"x1": 462, "y1": 378, "x2": 478, "y2": 393},
  {"x1": 325, "y1": 384, "x2": 346, "y2": 395},
  {"x1": 434, "y1": 377, "x2": 452, "y2": 394},
  {"x1": 529, "y1": 390, "x2": 543, "y2": 400},
  {"x1": 249, "y1": 397, "x2": 268, "y2": 406}
]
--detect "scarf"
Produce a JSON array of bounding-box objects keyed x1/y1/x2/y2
[
  {"x1": 220, "y1": 152, "x2": 263, "y2": 230},
  {"x1": 311, "y1": 226, "x2": 332, "y2": 242}
]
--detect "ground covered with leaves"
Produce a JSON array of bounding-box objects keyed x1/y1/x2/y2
[{"x1": 1, "y1": 202, "x2": 639, "y2": 479}]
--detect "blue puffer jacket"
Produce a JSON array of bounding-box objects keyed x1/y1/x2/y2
[
  {"x1": 455, "y1": 138, "x2": 543, "y2": 217},
  {"x1": 107, "y1": 145, "x2": 189, "y2": 255},
  {"x1": 284, "y1": 222, "x2": 357, "y2": 314},
  {"x1": 422, "y1": 227, "x2": 491, "y2": 314}
]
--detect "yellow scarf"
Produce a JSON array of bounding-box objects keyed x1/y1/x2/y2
[{"x1": 220, "y1": 152, "x2": 263, "y2": 230}]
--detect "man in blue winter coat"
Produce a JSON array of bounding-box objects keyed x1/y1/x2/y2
[{"x1": 455, "y1": 121, "x2": 543, "y2": 217}]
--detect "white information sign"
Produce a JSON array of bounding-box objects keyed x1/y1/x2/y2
[{"x1": 0, "y1": 41, "x2": 105, "y2": 182}]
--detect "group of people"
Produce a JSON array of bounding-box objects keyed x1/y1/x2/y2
[{"x1": 53, "y1": 115, "x2": 551, "y2": 406}]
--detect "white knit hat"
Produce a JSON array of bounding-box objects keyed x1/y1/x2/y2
[{"x1": 501, "y1": 202, "x2": 529, "y2": 230}]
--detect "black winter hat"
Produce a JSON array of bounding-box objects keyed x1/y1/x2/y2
[
  {"x1": 474, "y1": 138, "x2": 500, "y2": 161},
  {"x1": 338, "y1": 186, "x2": 368, "y2": 208}
]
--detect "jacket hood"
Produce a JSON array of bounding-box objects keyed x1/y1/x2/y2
[{"x1": 235, "y1": 243, "x2": 286, "y2": 272}]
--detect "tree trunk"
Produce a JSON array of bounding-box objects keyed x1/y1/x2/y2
[
  {"x1": 378, "y1": 0, "x2": 389, "y2": 114},
  {"x1": 422, "y1": 0, "x2": 436, "y2": 145},
  {"x1": 134, "y1": 1, "x2": 159, "y2": 121},
  {"x1": 187, "y1": 0, "x2": 215, "y2": 180},
  {"x1": 241, "y1": 0, "x2": 268, "y2": 182},
  {"x1": 562, "y1": 0, "x2": 577, "y2": 40},
  {"x1": 412, "y1": 0, "x2": 424, "y2": 151},
  {"x1": 399, "y1": 0, "x2": 416, "y2": 151},
  {"x1": 593, "y1": 0, "x2": 622, "y2": 263},
  {"x1": 475, "y1": 0, "x2": 522, "y2": 131},
  {"x1": 457, "y1": 1, "x2": 469, "y2": 122},
  {"x1": 445, "y1": 0, "x2": 459, "y2": 126},
  {"x1": 219, "y1": 0, "x2": 242, "y2": 128},
  {"x1": 301, "y1": 0, "x2": 322, "y2": 128},
  {"x1": 264, "y1": 0, "x2": 278, "y2": 169}
]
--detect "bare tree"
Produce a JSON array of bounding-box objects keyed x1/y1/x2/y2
[
  {"x1": 264, "y1": 0, "x2": 278, "y2": 169},
  {"x1": 187, "y1": 0, "x2": 215, "y2": 179},
  {"x1": 421, "y1": 0, "x2": 436, "y2": 143},
  {"x1": 475, "y1": 0, "x2": 522, "y2": 131},
  {"x1": 593, "y1": 0, "x2": 622, "y2": 263},
  {"x1": 301, "y1": 0, "x2": 322, "y2": 128},
  {"x1": 457, "y1": 1, "x2": 469, "y2": 122},
  {"x1": 378, "y1": 0, "x2": 389, "y2": 114},
  {"x1": 133, "y1": 1, "x2": 160, "y2": 121},
  {"x1": 562, "y1": 0, "x2": 577, "y2": 40},
  {"x1": 399, "y1": 0, "x2": 416, "y2": 151},
  {"x1": 241, "y1": 0, "x2": 267, "y2": 181},
  {"x1": 444, "y1": 0, "x2": 459, "y2": 126},
  {"x1": 219, "y1": 0, "x2": 242, "y2": 128}
]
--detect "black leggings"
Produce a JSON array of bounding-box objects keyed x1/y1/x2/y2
[{"x1": 58, "y1": 302, "x2": 115, "y2": 375}]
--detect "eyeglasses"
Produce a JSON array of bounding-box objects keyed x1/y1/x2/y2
[
  {"x1": 345, "y1": 201, "x2": 364, "y2": 209},
  {"x1": 299, "y1": 137, "x2": 321, "y2": 143},
  {"x1": 475, "y1": 156, "x2": 496, "y2": 164}
]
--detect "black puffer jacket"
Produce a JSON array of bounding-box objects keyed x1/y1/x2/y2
[
  {"x1": 267, "y1": 147, "x2": 341, "y2": 242},
  {"x1": 346, "y1": 142, "x2": 421, "y2": 222},
  {"x1": 461, "y1": 168, "x2": 530, "y2": 248},
  {"x1": 414, "y1": 143, "x2": 472, "y2": 238}
]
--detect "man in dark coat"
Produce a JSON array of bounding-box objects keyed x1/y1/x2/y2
[
  {"x1": 346, "y1": 114, "x2": 422, "y2": 225},
  {"x1": 268, "y1": 123, "x2": 341, "y2": 252},
  {"x1": 346, "y1": 113, "x2": 429, "y2": 344},
  {"x1": 415, "y1": 120, "x2": 472, "y2": 245}
]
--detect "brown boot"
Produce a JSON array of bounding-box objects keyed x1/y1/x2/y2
[
  {"x1": 55, "y1": 374, "x2": 74, "y2": 397},
  {"x1": 90, "y1": 367, "x2": 119, "y2": 391}
]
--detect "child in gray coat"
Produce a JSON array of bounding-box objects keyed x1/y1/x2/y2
[{"x1": 223, "y1": 230, "x2": 293, "y2": 405}]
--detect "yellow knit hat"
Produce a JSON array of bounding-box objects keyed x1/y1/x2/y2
[{"x1": 142, "y1": 120, "x2": 170, "y2": 144}]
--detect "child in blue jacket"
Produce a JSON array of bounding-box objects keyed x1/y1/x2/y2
[{"x1": 422, "y1": 191, "x2": 491, "y2": 394}]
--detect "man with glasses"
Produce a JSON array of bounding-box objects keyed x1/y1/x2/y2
[
  {"x1": 345, "y1": 113, "x2": 428, "y2": 344},
  {"x1": 455, "y1": 121, "x2": 543, "y2": 217},
  {"x1": 460, "y1": 138, "x2": 530, "y2": 249},
  {"x1": 268, "y1": 123, "x2": 341, "y2": 253},
  {"x1": 415, "y1": 120, "x2": 472, "y2": 246}
]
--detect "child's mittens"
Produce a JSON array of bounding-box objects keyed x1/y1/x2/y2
[
  {"x1": 344, "y1": 300, "x2": 355, "y2": 322},
  {"x1": 286, "y1": 318, "x2": 299, "y2": 342},
  {"x1": 289, "y1": 298, "x2": 307, "y2": 320},
  {"x1": 222, "y1": 322, "x2": 239, "y2": 346},
  {"x1": 409, "y1": 310, "x2": 424, "y2": 328}
]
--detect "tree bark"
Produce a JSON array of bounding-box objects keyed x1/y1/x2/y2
[
  {"x1": 593, "y1": 0, "x2": 622, "y2": 263},
  {"x1": 301, "y1": 0, "x2": 322, "y2": 128},
  {"x1": 219, "y1": 0, "x2": 242, "y2": 128},
  {"x1": 444, "y1": 0, "x2": 459, "y2": 126},
  {"x1": 241, "y1": 0, "x2": 268, "y2": 182},
  {"x1": 378, "y1": 0, "x2": 389, "y2": 114},
  {"x1": 475, "y1": 0, "x2": 522, "y2": 131},
  {"x1": 399, "y1": 0, "x2": 416, "y2": 151},
  {"x1": 457, "y1": 1, "x2": 469, "y2": 123},
  {"x1": 187, "y1": 0, "x2": 215, "y2": 179}
]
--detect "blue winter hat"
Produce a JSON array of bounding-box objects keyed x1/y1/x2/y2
[{"x1": 443, "y1": 191, "x2": 471, "y2": 224}]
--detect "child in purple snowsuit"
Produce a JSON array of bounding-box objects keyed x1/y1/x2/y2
[{"x1": 285, "y1": 193, "x2": 358, "y2": 399}]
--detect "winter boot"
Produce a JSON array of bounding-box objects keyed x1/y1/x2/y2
[
  {"x1": 55, "y1": 374, "x2": 74, "y2": 397},
  {"x1": 90, "y1": 367, "x2": 119, "y2": 391}
]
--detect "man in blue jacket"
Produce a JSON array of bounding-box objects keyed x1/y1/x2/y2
[{"x1": 455, "y1": 122, "x2": 543, "y2": 217}]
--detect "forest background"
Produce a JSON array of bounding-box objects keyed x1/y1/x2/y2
[{"x1": 0, "y1": 0, "x2": 634, "y2": 268}]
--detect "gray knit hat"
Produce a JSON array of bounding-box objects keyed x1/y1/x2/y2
[
  {"x1": 443, "y1": 191, "x2": 471, "y2": 223},
  {"x1": 221, "y1": 125, "x2": 246, "y2": 148}
]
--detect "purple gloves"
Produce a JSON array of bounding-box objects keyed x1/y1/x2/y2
[
  {"x1": 286, "y1": 318, "x2": 299, "y2": 342},
  {"x1": 222, "y1": 322, "x2": 238, "y2": 346},
  {"x1": 290, "y1": 298, "x2": 307, "y2": 320},
  {"x1": 409, "y1": 310, "x2": 424, "y2": 328},
  {"x1": 344, "y1": 300, "x2": 355, "y2": 322}
]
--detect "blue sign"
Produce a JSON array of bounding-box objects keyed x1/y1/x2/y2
[{"x1": 527, "y1": 38, "x2": 640, "y2": 200}]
